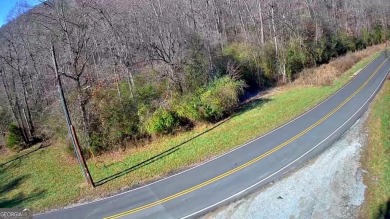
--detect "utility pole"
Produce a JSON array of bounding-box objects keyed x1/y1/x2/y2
[{"x1": 51, "y1": 44, "x2": 95, "y2": 187}]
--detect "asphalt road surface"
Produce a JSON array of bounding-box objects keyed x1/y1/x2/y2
[{"x1": 36, "y1": 52, "x2": 390, "y2": 219}]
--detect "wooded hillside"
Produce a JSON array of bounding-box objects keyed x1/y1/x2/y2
[{"x1": 0, "y1": 0, "x2": 389, "y2": 155}]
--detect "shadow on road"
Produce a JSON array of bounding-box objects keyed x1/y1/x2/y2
[{"x1": 93, "y1": 98, "x2": 271, "y2": 187}]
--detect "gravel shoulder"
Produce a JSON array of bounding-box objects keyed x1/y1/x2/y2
[{"x1": 203, "y1": 112, "x2": 370, "y2": 219}]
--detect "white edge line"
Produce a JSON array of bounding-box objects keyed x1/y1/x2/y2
[
  {"x1": 36, "y1": 53, "x2": 384, "y2": 216},
  {"x1": 182, "y1": 60, "x2": 390, "y2": 219}
]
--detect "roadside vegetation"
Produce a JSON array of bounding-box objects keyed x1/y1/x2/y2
[
  {"x1": 0, "y1": 46, "x2": 383, "y2": 211},
  {"x1": 0, "y1": 0, "x2": 390, "y2": 213},
  {"x1": 361, "y1": 80, "x2": 390, "y2": 219},
  {"x1": 0, "y1": 0, "x2": 389, "y2": 158}
]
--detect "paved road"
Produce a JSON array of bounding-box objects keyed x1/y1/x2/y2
[{"x1": 37, "y1": 52, "x2": 390, "y2": 219}]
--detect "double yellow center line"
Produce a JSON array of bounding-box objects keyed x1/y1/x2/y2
[{"x1": 105, "y1": 57, "x2": 388, "y2": 219}]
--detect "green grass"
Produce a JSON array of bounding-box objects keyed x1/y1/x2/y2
[
  {"x1": 361, "y1": 80, "x2": 390, "y2": 218},
  {"x1": 0, "y1": 51, "x2": 382, "y2": 212},
  {"x1": 0, "y1": 144, "x2": 41, "y2": 163}
]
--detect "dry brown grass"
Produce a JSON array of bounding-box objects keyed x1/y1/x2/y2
[
  {"x1": 0, "y1": 146, "x2": 13, "y2": 161},
  {"x1": 294, "y1": 44, "x2": 385, "y2": 86}
]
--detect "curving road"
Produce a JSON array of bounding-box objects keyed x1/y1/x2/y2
[{"x1": 37, "y1": 52, "x2": 390, "y2": 219}]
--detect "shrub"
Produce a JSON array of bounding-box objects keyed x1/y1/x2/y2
[
  {"x1": 354, "y1": 37, "x2": 367, "y2": 51},
  {"x1": 370, "y1": 25, "x2": 385, "y2": 45},
  {"x1": 313, "y1": 38, "x2": 329, "y2": 64},
  {"x1": 172, "y1": 94, "x2": 203, "y2": 122},
  {"x1": 200, "y1": 76, "x2": 245, "y2": 121},
  {"x1": 294, "y1": 44, "x2": 384, "y2": 86},
  {"x1": 335, "y1": 33, "x2": 353, "y2": 55},
  {"x1": 172, "y1": 76, "x2": 245, "y2": 123},
  {"x1": 222, "y1": 42, "x2": 266, "y2": 89},
  {"x1": 136, "y1": 83, "x2": 161, "y2": 106},
  {"x1": 224, "y1": 42, "x2": 282, "y2": 88},
  {"x1": 90, "y1": 86, "x2": 141, "y2": 153},
  {"x1": 342, "y1": 34, "x2": 357, "y2": 52},
  {"x1": 223, "y1": 43, "x2": 259, "y2": 69},
  {"x1": 183, "y1": 42, "x2": 209, "y2": 92},
  {"x1": 286, "y1": 39, "x2": 309, "y2": 81},
  {"x1": 386, "y1": 28, "x2": 390, "y2": 40},
  {"x1": 260, "y1": 43, "x2": 278, "y2": 80},
  {"x1": 146, "y1": 108, "x2": 179, "y2": 134},
  {"x1": 5, "y1": 124, "x2": 24, "y2": 151},
  {"x1": 362, "y1": 29, "x2": 372, "y2": 46}
]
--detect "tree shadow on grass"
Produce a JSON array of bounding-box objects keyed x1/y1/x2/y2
[
  {"x1": 94, "y1": 98, "x2": 271, "y2": 186},
  {"x1": 235, "y1": 98, "x2": 272, "y2": 116},
  {"x1": 0, "y1": 189, "x2": 46, "y2": 208},
  {"x1": 0, "y1": 166, "x2": 46, "y2": 208},
  {"x1": 0, "y1": 143, "x2": 50, "y2": 168},
  {"x1": 375, "y1": 199, "x2": 390, "y2": 219}
]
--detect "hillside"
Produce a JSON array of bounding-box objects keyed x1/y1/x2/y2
[
  {"x1": 0, "y1": 44, "x2": 385, "y2": 212},
  {"x1": 0, "y1": 0, "x2": 389, "y2": 194}
]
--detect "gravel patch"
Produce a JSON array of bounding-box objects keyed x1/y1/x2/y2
[{"x1": 203, "y1": 113, "x2": 368, "y2": 219}]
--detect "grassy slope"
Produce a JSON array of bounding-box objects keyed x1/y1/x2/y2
[
  {"x1": 0, "y1": 52, "x2": 381, "y2": 212},
  {"x1": 361, "y1": 80, "x2": 390, "y2": 218}
]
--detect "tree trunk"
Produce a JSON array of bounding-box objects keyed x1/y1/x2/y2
[
  {"x1": 76, "y1": 80, "x2": 91, "y2": 148},
  {"x1": 258, "y1": 0, "x2": 265, "y2": 44},
  {"x1": 125, "y1": 68, "x2": 135, "y2": 99},
  {"x1": 271, "y1": 3, "x2": 279, "y2": 54}
]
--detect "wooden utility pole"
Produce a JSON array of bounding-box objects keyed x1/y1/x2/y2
[{"x1": 51, "y1": 44, "x2": 95, "y2": 187}]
